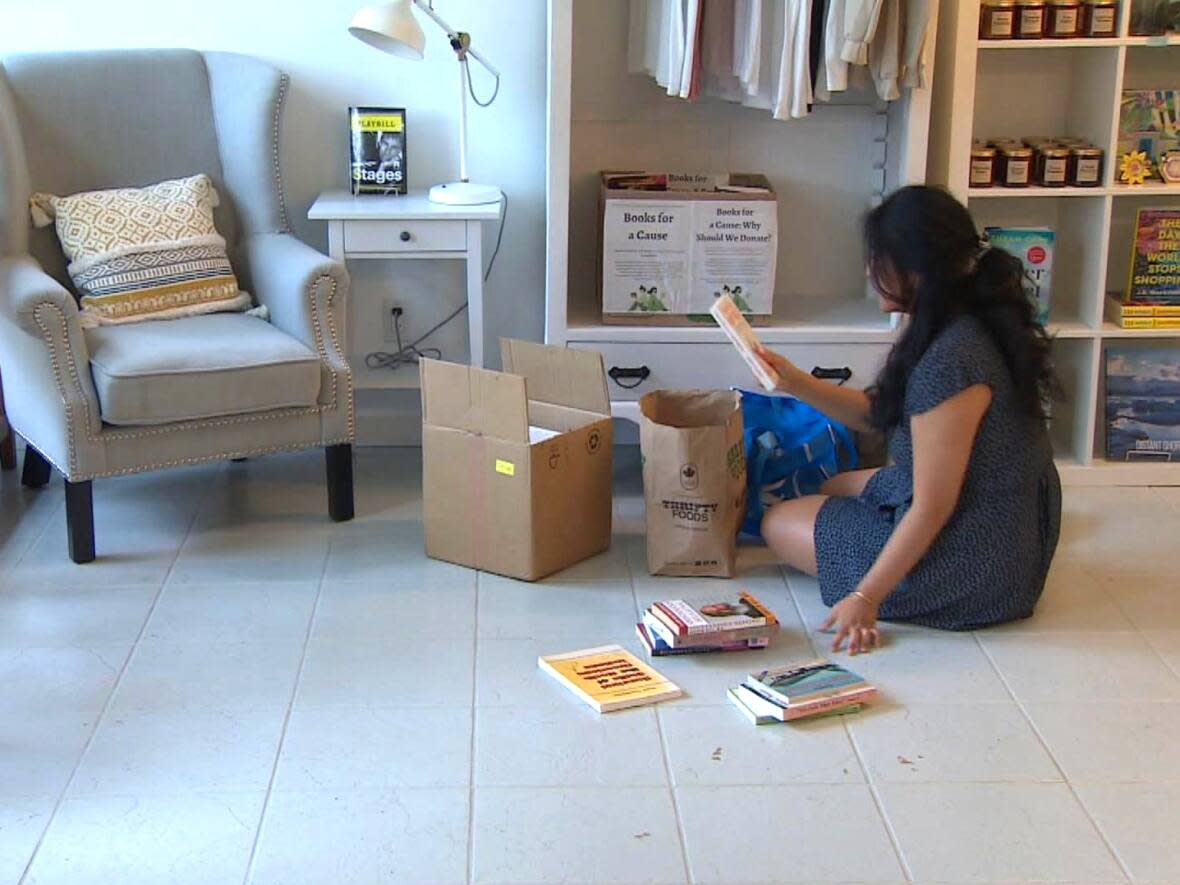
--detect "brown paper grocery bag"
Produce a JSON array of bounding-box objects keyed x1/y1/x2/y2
[{"x1": 639, "y1": 389, "x2": 747, "y2": 578}]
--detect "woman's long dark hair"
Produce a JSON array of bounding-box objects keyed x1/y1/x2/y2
[{"x1": 865, "y1": 186, "x2": 1061, "y2": 431}]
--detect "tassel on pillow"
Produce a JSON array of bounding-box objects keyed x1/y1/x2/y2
[{"x1": 28, "y1": 193, "x2": 56, "y2": 228}]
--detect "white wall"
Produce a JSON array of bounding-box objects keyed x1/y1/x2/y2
[{"x1": 0, "y1": 0, "x2": 548, "y2": 439}]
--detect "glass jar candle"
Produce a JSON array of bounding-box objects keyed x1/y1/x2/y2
[
  {"x1": 1081, "y1": 0, "x2": 1118, "y2": 36},
  {"x1": 1069, "y1": 146, "x2": 1104, "y2": 186},
  {"x1": 1037, "y1": 146, "x2": 1071, "y2": 186},
  {"x1": 1000, "y1": 146, "x2": 1034, "y2": 186},
  {"x1": 980, "y1": 0, "x2": 1019, "y2": 38},
  {"x1": 970, "y1": 146, "x2": 998, "y2": 187},
  {"x1": 1016, "y1": 0, "x2": 1047, "y2": 37},
  {"x1": 1046, "y1": 0, "x2": 1082, "y2": 36}
]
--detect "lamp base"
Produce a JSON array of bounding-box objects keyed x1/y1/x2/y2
[{"x1": 429, "y1": 181, "x2": 502, "y2": 205}]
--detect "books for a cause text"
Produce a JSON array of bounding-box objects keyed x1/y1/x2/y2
[
  {"x1": 710, "y1": 294, "x2": 780, "y2": 391},
  {"x1": 538, "y1": 645, "x2": 682, "y2": 713}
]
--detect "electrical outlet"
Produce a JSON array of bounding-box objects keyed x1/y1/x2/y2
[{"x1": 383, "y1": 302, "x2": 404, "y2": 342}]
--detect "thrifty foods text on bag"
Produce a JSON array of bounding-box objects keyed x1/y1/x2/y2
[{"x1": 661, "y1": 499, "x2": 719, "y2": 525}]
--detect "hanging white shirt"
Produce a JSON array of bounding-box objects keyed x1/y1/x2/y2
[
  {"x1": 816, "y1": 0, "x2": 848, "y2": 99},
  {"x1": 773, "y1": 0, "x2": 813, "y2": 119},
  {"x1": 869, "y1": 0, "x2": 903, "y2": 101},
  {"x1": 901, "y1": 0, "x2": 934, "y2": 89},
  {"x1": 842, "y1": 0, "x2": 886, "y2": 66},
  {"x1": 735, "y1": 0, "x2": 763, "y2": 97}
]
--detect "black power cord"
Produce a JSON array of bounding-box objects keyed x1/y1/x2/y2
[{"x1": 364, "y1": 191, "x2": 508, "y2": 371}]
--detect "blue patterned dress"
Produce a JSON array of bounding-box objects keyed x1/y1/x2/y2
[{"x1": 814, "y1": 316, "x2": 1062, "y2": 630}]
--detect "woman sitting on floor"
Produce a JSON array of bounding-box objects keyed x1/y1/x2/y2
[{"x1": 757, "y1": 186, "x2": 1063, "y2": 655}]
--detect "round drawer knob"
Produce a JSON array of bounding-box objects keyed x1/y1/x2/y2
[{"x1": 399, "y1": 230, "x2": 412, "y2": 242}]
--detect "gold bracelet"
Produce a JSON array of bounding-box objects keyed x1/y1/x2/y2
[{"x1": 851, "y1": 589, "x2": 876, "y2": 606}]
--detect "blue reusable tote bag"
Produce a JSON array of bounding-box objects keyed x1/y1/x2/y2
[{"x1": 739, "y1": 389, "x2": 859, "y2": 538}]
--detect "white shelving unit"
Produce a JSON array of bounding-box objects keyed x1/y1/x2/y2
[
  {"x1": 546, "y1": 0, "x2": 939, "y2": 428},
  {"x1": 928, "y1": 0, "x2": 1180, "y2": 486}
]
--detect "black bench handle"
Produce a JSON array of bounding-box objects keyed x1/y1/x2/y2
[
  {"x1": 608, "y1": 365, "x2": 651, "y2": 390},
  {"x1": 811, "y1": 366, "x2": 852, "y2": 386}
]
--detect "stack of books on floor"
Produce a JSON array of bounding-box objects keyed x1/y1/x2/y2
[
  {"x1": 636, "y1": 591, "x2": 779, "y2": 656},
  {"x1": 728, "y1": 659, "x2": 876, "y2": 725}
]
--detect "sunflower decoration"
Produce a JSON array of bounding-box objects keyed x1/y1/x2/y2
[{"x1": 1119, "y1": 150, "x2": 1154, "y2": 186}]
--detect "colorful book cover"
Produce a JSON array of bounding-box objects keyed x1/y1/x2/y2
[
  {"x1": 983, "y1": 227, "x2": 1054, "y2": 326},
  {"x1": 349, "y1": 106, "x2": 407, "y2": 196},
  {"x1": 1127, "y1": 209, "x2": 1180, "y2": 302},
  {"x1": 744, "y1": 659, "x2": 870, "y2": 707},
  {"x1": 1105, "y1": 345, "x2": 1180, "y2": 462},
  {"x1": 636, "y1": 622, "x2": 769, "y2": 656},
  {"x1": 642, "y1": 610, "x2": 774, "y2": 649},
  {"x1": 653, "y1": 591, "x2": 779, "y2": 636},
  {"x1": 1118, "y1": 90, "x2": 1180, "y2": 171},
  {"x1": 538, "y1": 645, "x2": 682, "y2": 713},
  {"x1": 710, "y1": 294, "x2": 780, "y2": 391}
]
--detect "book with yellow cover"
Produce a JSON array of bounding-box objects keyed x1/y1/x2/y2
[{"x1": 538, "y1": 644, "x2": 683, "y2": 713}]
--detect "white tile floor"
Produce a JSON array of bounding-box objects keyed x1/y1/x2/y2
[{"x1": 0, "y1": 444, "x2": 1177, "y2": 885}]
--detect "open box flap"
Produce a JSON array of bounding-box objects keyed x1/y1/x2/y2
[
  {"x1": 501, "y1": 339, "x2": 610, "y2": 416},
  {"x1": 420, "y1": 358, "x2": 529, "y2": 444}
]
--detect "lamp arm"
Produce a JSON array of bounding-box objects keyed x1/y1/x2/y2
[{"x1": 410, "y1": 0, "x2": 500, "y2": 77}]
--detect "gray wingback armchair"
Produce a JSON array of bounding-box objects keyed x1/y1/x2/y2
[{"x1": 0, "y1": 50, "x2": 355, "y2": 563}]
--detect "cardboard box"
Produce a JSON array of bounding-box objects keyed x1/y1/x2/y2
[
  {"x1": 420, "y1": 340, "x2": 614, "y2": 581},
  {"x1": 599, "y1": 172, "x2": 778, "y2": 324}
]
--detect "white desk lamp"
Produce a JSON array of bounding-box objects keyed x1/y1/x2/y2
[{"x1": 349, "y1": 0, "x2": 502, "y2": 206}]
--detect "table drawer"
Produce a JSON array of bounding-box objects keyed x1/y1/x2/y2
[
  {"x1": 570, "y1": 340, "x2": 890, "y2": 401},
  {"x1": 344, "y1": 219, "x2": 466, "y2": 253}
]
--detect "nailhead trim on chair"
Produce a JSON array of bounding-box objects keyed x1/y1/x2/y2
[
  {"x1": 21, "y1": 271, "x2": 354, "y2": 482},
  {"x1": 272, "y1": 73, "x2": 291, "y2": 234}
]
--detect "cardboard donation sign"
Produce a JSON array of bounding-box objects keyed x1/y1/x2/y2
[
  {"x1": 420, "y1": 340, "x2": 614, "y2": 582},
  {"x1": 600, "y1": 172, "x2": 778, "y2": 323},
  {"x1": 639, "y1": 389, "x2": 747, "y2": 578}
]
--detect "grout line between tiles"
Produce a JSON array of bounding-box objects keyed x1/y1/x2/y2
[
  {"x1": 641, "y1": 558, "x2": 693, "y2": 885},
  {"x1": 239, "y1": 517, "x2": 333, "y2": 885},
  {"x1": 466, "y1": 569, "x2": 481, "y2": 885},
  {"x1": 15, "y1": 466, "x2": 219, "y2": 885},
  {"x1": 972, "y1": 632, "x2": 1135, "y2": 883},
  {"x1": 781, "y1": 567, "x2": 916, "y2": 884}
]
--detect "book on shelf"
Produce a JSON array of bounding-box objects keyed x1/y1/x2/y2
[
  {"x1": 743, "y1": 659, "x2": 876, "y2": 710},
  {"x1": 636, "y1": 622, "x2": 769, "y2": 656},
  {"x1": 727, "y1": 683, "x2": 868, "y2": 724},
  {"x1": 1106, "y1": 296, "x2": 1180, "y2": 328},
  {"x1": 538, "y1": 644, "x2": 682, "y2": 713},
  {"x1": 983, "y1": 227, "x2": 1054, "y2": 326},
  {"x1": 1105, "y1": 345, "x2": 1180, "y2": 463},
  {"x1": 1127, "y1": 208, "x2": 1180, "y2": 302},
  {"x1": 652, "y1": 591, "x2": 779, "y2": 636},
  {"x1": 710, "y1": 294, "x2": 780, "y2": 392}
]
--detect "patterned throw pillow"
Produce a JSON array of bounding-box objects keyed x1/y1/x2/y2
[{"x1": 29, "y1": 174, "x2": 249, "y2": 326}]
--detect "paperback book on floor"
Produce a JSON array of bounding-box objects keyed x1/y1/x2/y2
[
  {"x1": 731, "y1": 659, "x2": 876, "y2": 723},
  {"x1": 538, "y1": 644, "x2": 683, "y2": 712},
  {"x1": 638, "y1": 591, "x2": 779, "y2": 654}
]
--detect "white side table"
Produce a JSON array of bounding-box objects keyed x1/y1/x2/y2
[{"x1": 308, "y1": 191, "x2": 501, "y2": 377}]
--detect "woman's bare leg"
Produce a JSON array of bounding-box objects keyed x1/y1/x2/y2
[
  {"x1": 761, "y1": 495, "x2": 828, "y2": 576},
  {"x1": 820, "y1": 467, "x2": 880, "y2": 498}
]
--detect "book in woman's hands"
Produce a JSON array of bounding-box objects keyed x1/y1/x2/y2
[{"x1": 710, "y1": 294, "x2": 780, "y2": 392}]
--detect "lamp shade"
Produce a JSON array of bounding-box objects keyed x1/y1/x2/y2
[{"x1": 349, "y1": 0, "x2": 425, "y2": 59}]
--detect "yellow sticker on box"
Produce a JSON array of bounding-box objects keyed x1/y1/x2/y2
[{"x1": 495, "y1": 459, "x2": 516, "y2": 477}]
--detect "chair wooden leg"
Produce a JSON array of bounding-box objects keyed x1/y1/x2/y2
[
  {"x1": 21, "y1": 445, "x2": 51, "y2": 488},
  {"x1": 65, "y1": 479, "x2": 95, "y2": 564},
  {"x1": 0, "y1": 430, "x2": 14, "y2": 471},
  {"x1": 326, "y1": 444, "x2": 354, "y2": 522}
]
